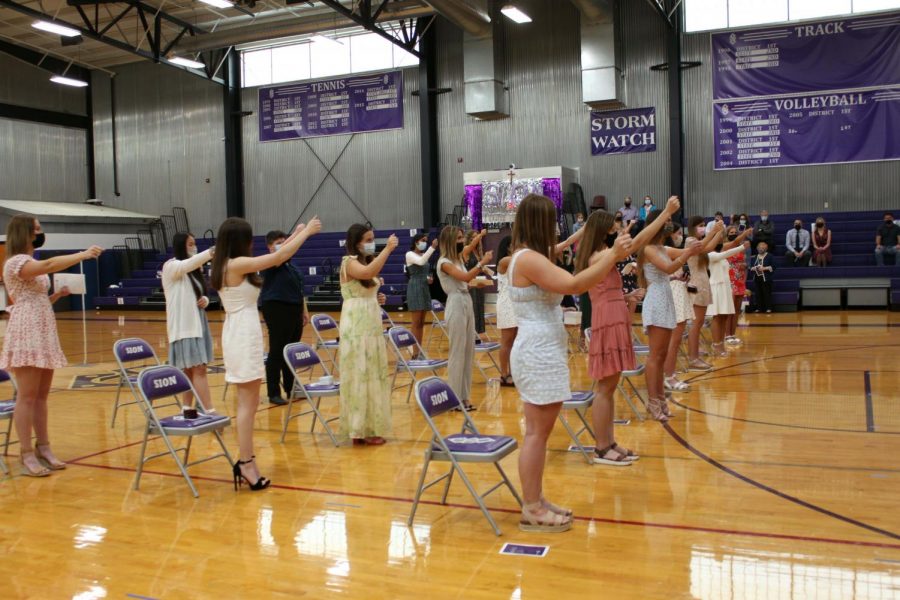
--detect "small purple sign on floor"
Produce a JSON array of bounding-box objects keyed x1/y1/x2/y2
[{"x1": 499, "y1": 543, "x2": 549, "y2": 558}]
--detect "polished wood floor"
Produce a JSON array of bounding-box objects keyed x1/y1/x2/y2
[{"x1": 0, "y1": 308, "x2": 898, "y2": 599}]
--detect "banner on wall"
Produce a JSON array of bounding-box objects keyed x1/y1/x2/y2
[
  {"x1": 711, "y1": 13, "x2": 900, "y2": 100},
  {"x1": 590, "y1": 107, "x2": 656, "y2": 156},
  {"x1": 258, "y1": 71, "x2": 403, "y2": 142},
  {"x1": 713, "y1": 88, "x2": 900, "y2": 170}
]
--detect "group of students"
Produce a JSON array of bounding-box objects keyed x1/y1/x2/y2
[{"x1": 0, "y1": 195, "x2": 760, "y2": 533}]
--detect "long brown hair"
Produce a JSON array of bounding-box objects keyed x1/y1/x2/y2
[
  {"x1": 345, "y1": 223, "x2": 376, "y2": 288},
  {"x1": 637, "y1": 209, "x2": 669, "y2": 289},
  {"x1": 687, "y1": 215, "x2": 709, "y2": 269},
  {"x1": 5, "y1": 214, "x2": 36, "y2": 260},
  {"x1": 210, "y1": 217, "x2": 261, "y2": 291},
  {"x1": 511, "y1": 194, "x2": 557, "y2": 260},
  {"x1": 172, "y1": 232, "x2": 206, "y2": 300},
  {"x1": 574, "y1": 210, "x2": 615, "y2": 274}
]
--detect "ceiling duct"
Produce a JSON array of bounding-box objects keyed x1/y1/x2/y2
[
  {"x1": 571, "y1": 0, "x2": 626, "y2": 109},
  {"x1": 456, "y1": 1, "x2": 507, "y2": 119},
  {"x1": 176, "y1": 3, "x2": 434, "y2": 53}
]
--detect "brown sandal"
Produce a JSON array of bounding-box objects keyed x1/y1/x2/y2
[
  {"x1": 592, "y1": 445, "x2": 632, "y2": 466},
  {"x1": 519, "y1": 502, "x2": 572, "y2": 533},
  {"x1": 611, "y1": 443, "x2": 639, "y2": 462}
]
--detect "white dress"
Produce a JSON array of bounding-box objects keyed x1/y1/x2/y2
[
  {"x1": 508, "y1": 250, "x2": 569, "y2": 405},
  {"x1": 495, "y1": 271, "x2": 517, "y2": 330},
  {"x1": 708, "y1": 246, "x2": 746, "y2": 317},
  {"x1": 219, "y1": 263, "x2": 265, "y2": 383}
]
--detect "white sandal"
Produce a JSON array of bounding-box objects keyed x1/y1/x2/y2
[{"x1": 664, "y1": 376, "x2": 690, "y2": 392}]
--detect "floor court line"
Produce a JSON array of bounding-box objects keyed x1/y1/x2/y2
[
  {"x1": 66, "y1": 459, "x2": 900, "y2": 552},
  {"x1": 663, "y1": 423, "x2": 900, "y2": 542}
]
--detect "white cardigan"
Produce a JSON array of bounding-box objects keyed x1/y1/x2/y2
[
  {"x1": 708, "y1": 245, "x2": 745, "y2": 286},
  {"x1": 162, "y1": 249, "x2": 213, "y2": 343}
]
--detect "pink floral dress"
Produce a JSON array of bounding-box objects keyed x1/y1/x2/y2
[{"x1": 0, "y1": 254, "x2": 67, "y2": 369}]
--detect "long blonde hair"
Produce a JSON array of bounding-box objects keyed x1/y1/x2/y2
[
  {"x1": 438, "y1": 225, "x2": 462, "y2": 264},
  {"x1": 637, "y1": 209, "x2": 669, "y2": 289}
]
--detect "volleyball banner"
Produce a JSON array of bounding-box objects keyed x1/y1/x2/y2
[
  {"x1": 258, "y1": 71, "x2": 403, "y2": 142},
  {"x1": 590, "y1": 107, "x2": 657, "y2": 156},
  {"x1": 713, "y1": 88, "x2": 900, "y2": 170},
  {"x1": 711, "y1": 13, "x2": 900, "y2": 100}
]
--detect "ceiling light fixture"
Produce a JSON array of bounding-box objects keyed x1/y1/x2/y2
[
  {"x1": 50, "y1": 75, "x2": 89, "y2": 87},
  {"x1": 169, "y1": 56, "x2": 205, "y2": 69},
  {"x1": 199, "y1": 0, "x2": 234, "y2": 9},
  {"x1": 310, "y1": 34, "x2": 344, "y2": 48},
  {"x1": 32, "y1": 20, "x2": 81, "y2": 37},
  {"x1": 500, "y1": 5, "x2": 532, "y2": 23}
]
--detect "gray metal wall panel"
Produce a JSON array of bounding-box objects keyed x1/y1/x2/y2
[
  {"x1": 91, "y1": 63, "x2": 227, "y2": 234},
  {"x1": 0, "y1": 53, "x2": 86, "y2": 115},
  {"x1": 435, "y1": 0, "x2": 671, "y2": 218},
  {"x1": 681, "y1": 32, "x2": 900, "y2": 218},
  {"x1": 240, "y1": 67, "x2": 423, "y2": 234},
  {"x1": 0, "y1": 117, "x2": 87, "y2": 202}
]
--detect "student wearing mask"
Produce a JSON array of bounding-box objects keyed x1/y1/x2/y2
[
  {"x1": 725, "y1": 226, "x2": 750, "y2": 345},
  {"x1": 706, "y1": 211, "x2": 725, "y2": 232},
  {"x1": 464, "y1": 229, "x2": 494, "y2": 336},
  {"x1": 638, "y1": 195, "x2": 656, "y2": 221},
  {"x1": 618, "y1": 197, "x2": 637, "y2": 223},
  {"x1": 874, "y1": 212, "x2": 900, "y2": 266},
  {"x1": 260, "y1": 230, "x2": 309, "y2": 406},
  {"x1": 752, "y1": 242, "x2": 775, "y2": 313},
  {"x1": 811, "y1": 217, "x2": 832, "y2": 267},
  {"x1": 572, "y1": 212, "x2": 586, "y2": 234},
  {"x1": 785, "y1": 219, "x2": 812, "y2": 266},
  {"x1": 405, "y1": 232, "x2": 438, "y2": 349},
  {"x1": 737, "y1": 214, "x2": 750, "y2": 232},
  {"x1": 753, "y1": 210, "x2": 775, "y2": 253}
]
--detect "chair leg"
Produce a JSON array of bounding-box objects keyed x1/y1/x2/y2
[
  {"x1": 493, "y1": 462, "x2": 523, "y2": 507},
  {"x1": 161, "y1": 433, "x2": 200, "y2": 498},
  {"x1": 0, "y1": 453, "x2": 7, "y2": 475},
  {"x1": 452, "y1": 460, "x2": 503, "y2": 536},
  {"x1": 405, "y1": 373, "x2": 417, "y2": 403},
  {"x1": 183, "y1": 436, "x2": 193, "y2": 466},
  {"x1": 440, "y1": 466, "x2": 455, "y2": 504},
  {"x1": 221, "y1": 382, "x2": 230, "y2": 404},
  {"x1": 574, "y1": 408, "x2": 596, "y2": 441},
  {"x1": 618, "y1": 380, "x2": 646, "y2": 422},
  {"x1": 407, "y1": 451, "x2": 432, "y2": 527},
  {"x1": 558, "y1": 411, "x2": 593, "y2": 464},
  {"x1": 280, "y1": 395, "x2": 294, "y2": 443},
  {"x1": 213, "y1": 430, "x2": 235, "y2": 467},
  {"x1": 2, "y1": 417, "x2": 12, "y2": 455},
  {"x1": 111, "y1": 380, "x2": 123, "y2": 428},
  {"x1": 310, "y1": 398, "x2": 321, "y2": 432},
  {"x1": 133, "y1": 429, "x2": 151, "y2": 491}
]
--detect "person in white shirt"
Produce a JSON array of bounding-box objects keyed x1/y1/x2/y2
[
  {"x1": 404, "y1": 232, "x2": 438, "y2": 348},
  {"x1": 785, "y1": 219, "x2": 812, "y2": 266},
  {"x1": 706, "y1": 211, "x2": 725, "y2": 232},
  {"x1": 162, "y1": 233, "x2": 215, "y2": 412}
]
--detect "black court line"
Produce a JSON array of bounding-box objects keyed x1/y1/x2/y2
[
  {"x1": 663, "y1": 423, "x2": 900, "y2": 542},
  {"x1": 865, "y1": 371, "x2": 875, "y2": 433}
]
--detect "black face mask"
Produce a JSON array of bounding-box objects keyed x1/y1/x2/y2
[
  {"x1": 886, "y1": 220, "x2": 894, "y2": 227},
  {"x1": 33, "y1": 233, "x2": 46, "y2": 249},
  {"x1": 794, "y1": 224, "x2": 802, "y2": 231},
  {"x1": 605, "y1": 233, "x2": 617, "y2": 248},
  {"x1": 727, "y1": 234, "x2": 737, "y2": 241},
  {"x1": 456, "y1": 242, "x2": 465, "y2": 253},
  {"x1": 624, "y1": 201, "x2": 631, "y2": 207}
]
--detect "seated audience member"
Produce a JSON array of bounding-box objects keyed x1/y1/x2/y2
[
  {"x1": 785, "y1": 219, "x2": 811, "y2": 267},
  {"x1": 638, "y1": 195, "x2": 656, "y2": 221},
  {"x1": 737, "y1": 213, "x2": 750, "y2": 232},
  {"x1": 752, "y1": 242, "x2": 775, "y2": 313},
  {"x1": 753, "y1": 210, "x2": 775, "y2": 253},
  {"x1": 811, "y1": 217, "x2": 832, "y2": 267},
  {"x1": 707, "y1": 211, "x2": 725, "y2": 232},
  {"x1": 875, "y1": 212, "x2": 900, "y2": 266},
  {"x1": 572, "y1": 212, "x2": 585, "y2": 234},
  {"x1": 619, "y1": 197, "x2": 637, "y2": 223}
]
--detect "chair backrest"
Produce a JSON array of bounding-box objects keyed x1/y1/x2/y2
[
  {"x1": 114, "y1": 338, "x2": 158, "y2": 366},
  {"x1": 381, "y1": 309, "x2": 393, "y2": 324},
  {"x1": 430, "y1": 299, "x2": 444, "y2": 312},
  {"x1": 283, "y1": 342, "x2": 323, "y2": 373},
  {"x1": 138, "y1": 365, "x2": 193, "y2": 403},
  {"x1": 415, "y1": 377, "x2": 463, "y2": 419},
  {"x1": 0, "y1": 369, "x2": 11, "y2": 384},
  {"x1": 311, "y1": 314, "x2": 338, "y2": 332},
  {"x1": 389, "y1": 326, "x2": 418, "y2": 351}
]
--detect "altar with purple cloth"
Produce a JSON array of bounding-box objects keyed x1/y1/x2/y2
[{"x1": 463, "y1": 166, "x2": 579, "y2": 231}]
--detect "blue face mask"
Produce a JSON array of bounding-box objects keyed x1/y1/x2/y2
[
  {"x1": 362, "y1": 242, "x2": 376, "y2": 255},
  {"x1": 416, "y1": 241, "x2": 427, "y2": 252}
]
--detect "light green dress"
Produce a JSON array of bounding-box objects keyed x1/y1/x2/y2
[{"x1": 338, "y1": 256, "x2": 391, "y2": 439}]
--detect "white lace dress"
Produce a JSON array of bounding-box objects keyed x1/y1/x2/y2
[{"x1": 641, "y1": 254, "x2": 677, "y2": 330}]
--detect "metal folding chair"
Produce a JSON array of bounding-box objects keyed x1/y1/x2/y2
[
  {"x1": 388, "y1": 326, "x2": 448, "y2": 403},
  {"x1": 134, "y1": 365, "x2": 233, "y2": 498},
  {"x1": 0, "y1": 369, "x2": 17, "y2": 475},
  {"x1": 474, "y1": 338, "x2": 502, "y2": 381},
  {"x1": 281, "y1": 342, "x2": 341, "y2": 445},
  {"x1": 583, "y1": 329, "x2": 646, "y2": 423},
  {"x1": 112, "y1": 338, "x2": 161, "y2": 428},
  {"x1": 558, "y1": 390, "x2": 597, "y2": 463},
  {"x1": 311, "y1": 314, "x2": 341, "y2": 373},
  {"x1": 426, "y1": 299, "x2": 449, "y2": 349},
  {"x1": 381, "y1": 309, "x2": 396, "y2": 335},
  {"x1": 408, "y1": 377, "x2": 523, "y2": 536}
]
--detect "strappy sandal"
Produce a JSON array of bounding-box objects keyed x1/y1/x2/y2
[
  {"x1": 661, "y1": 396, "x2": 674, "y2": 418},
  {"x1": 592, "y1": 445, "x2": 633, "y2": 466},
  {"x1": 35, "y1": 444, "x2": 66, "y2": 470},
  {"x1": 688, "y1": 359, "x2": 713, "y2": 372},
  {"x1": 647, "y1": 397, "x2": 669, "y2": 422},
  {"x1": 611, "y1": 443, "x2": 640, "y2": 462},
  {"x1": 19, "y1": 453, "x2": 51, "y2": 477},
  {"x1": 664, "y1": 376, "x2": 690, "y2": 392},
  {"x1": 519, "y1": 502, "x2": 572, "y2": 533},
  {"x1": 499, "y1": 375, "x2": 515, "y2": 387},
  {"x1": 540, "y1": 495, "x2": 572, "y2": 517}
]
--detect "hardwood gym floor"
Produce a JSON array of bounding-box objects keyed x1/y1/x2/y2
[{"x1": 0, "y1": 309, "x2": 898, "y2": 599}]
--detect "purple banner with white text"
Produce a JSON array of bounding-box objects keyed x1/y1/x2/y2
[
  {"x1": 590, "y1": 107, "x2": 656, "y2": 156},
  {"x1": 713, "y1": 88, "x2": 900, "y2": 170},
  {"x1": 712, "y1": 13, "x2": 900, "y2": 100},
  {"x1": 258, "y1": 71, "x2": 403, "y2": 142}
]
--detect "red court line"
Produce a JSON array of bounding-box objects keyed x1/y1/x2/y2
[{"x1": 68, "y1": 460, "x2": 900, "y2": 551}]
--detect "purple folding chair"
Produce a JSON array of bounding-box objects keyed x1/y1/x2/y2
[
  {"x1": 381, "y1": 309, "x2": 396, "y2": 336},
  {"x1": 134, "y1": 365, "x2": 233, "y2": 498},
  {"x1": 408, "y1": 377, "x2": 522, "y2": 536},
  {"x1": 388, "y1": 326, "x2": 448, "y2": 403},
  {"x1": 311, "y1": 313, "x2": 340, "y2": 373},
  {"x1": 426, "y1": 299, "x2": 449, "y2": 349},
  {"x1": 112, "y1": 338, "x2": 161, "y2": 428},
  {"x1": 474, "y1": 337, "x2": 502, "y2": 381},
  {"x1": 281, "y1": 342, "x2": 340, "y2": 446},
  {"x1": 0, "y1": 369, "x2": 17, "y2": 475}
]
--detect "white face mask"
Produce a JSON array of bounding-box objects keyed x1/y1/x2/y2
[
  {"x1": 761, "y1": 215, "x2": 768, "y2": 222},
  {"x1": 416, "y1": 241, "x2": 427, "y2": 252},
  {"x1": 362, "y1": 242, "x2": 376, "y2": 256},
  {"x1": 644, "y1": 199, "x2": 652, "y2": 205},
  {"x1": 187, "y1": 247, "x2": 197, "y2": 257}
]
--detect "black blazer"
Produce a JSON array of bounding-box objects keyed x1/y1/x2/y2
[{"x1": 751, "y1": 253, "x2": 775, "y2": 281}]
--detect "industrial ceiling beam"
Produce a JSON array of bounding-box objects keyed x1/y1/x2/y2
[
  {"x1": 0, "y1": 35, "x2": 92, "y2": 78},
  {"x1": 317, "y1": 0, "x2": 424, "y2": 56}
]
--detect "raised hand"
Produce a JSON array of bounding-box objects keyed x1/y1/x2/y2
[
  {"x1": 613, "y1": 232, "x2": 633, "y2": 259},
  {"x1": 480, "y1": 250, "x2": 494, "y2": 265},
  {"x1": 664, "y1": 195, "x2": 680, "y2": 215},
  {"x1": 377, "y1": 293, "x2": 387, "y2": 305},
  {"x1": 386, "y1": 234, "x2": 399, "y2": 251},
  {"x1": 686, "y1": 238, "x2": 703, "y2": 256},
  {"x1": 431, "y1": 238, "x2": 439, "y2": 249},
  {"x1": 479, "y1": 228, "x2": 487, "y2": 238},
  {"x1": 82, "y1": 245, "x2": 103, "y2": 260},
  {"x1": 58, "y1": 286, "x2": 71, "y2": 297},
  {"x1": 302, "y1": 217, "x2": 322, "y2": 237}
]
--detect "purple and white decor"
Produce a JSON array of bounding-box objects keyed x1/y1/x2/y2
[
  {"x1": 590, "y1": 107, "x2": 657, "y2": 156},
  {"x1": 462, "y1": 167, "x2": 576, "y2": 231}
]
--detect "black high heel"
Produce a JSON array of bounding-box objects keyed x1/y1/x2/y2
[{"x1": 232, "y1": 456, "x2": 271, "y2": 491}]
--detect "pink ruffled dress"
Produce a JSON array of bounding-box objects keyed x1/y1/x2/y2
[
  {"x1": 588, "y1": 268, "x2": 636, "y2": 380},
  {"x1": 0, "y1": 254, "x2": 67, "y2": 369}
]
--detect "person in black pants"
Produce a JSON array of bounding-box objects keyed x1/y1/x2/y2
[
  {"x1": 260, "y1": 230, "x2": 309, "y2": 405},
  {"x1": 751, "y1": 241, "x2": 775, "y2": 313}
]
